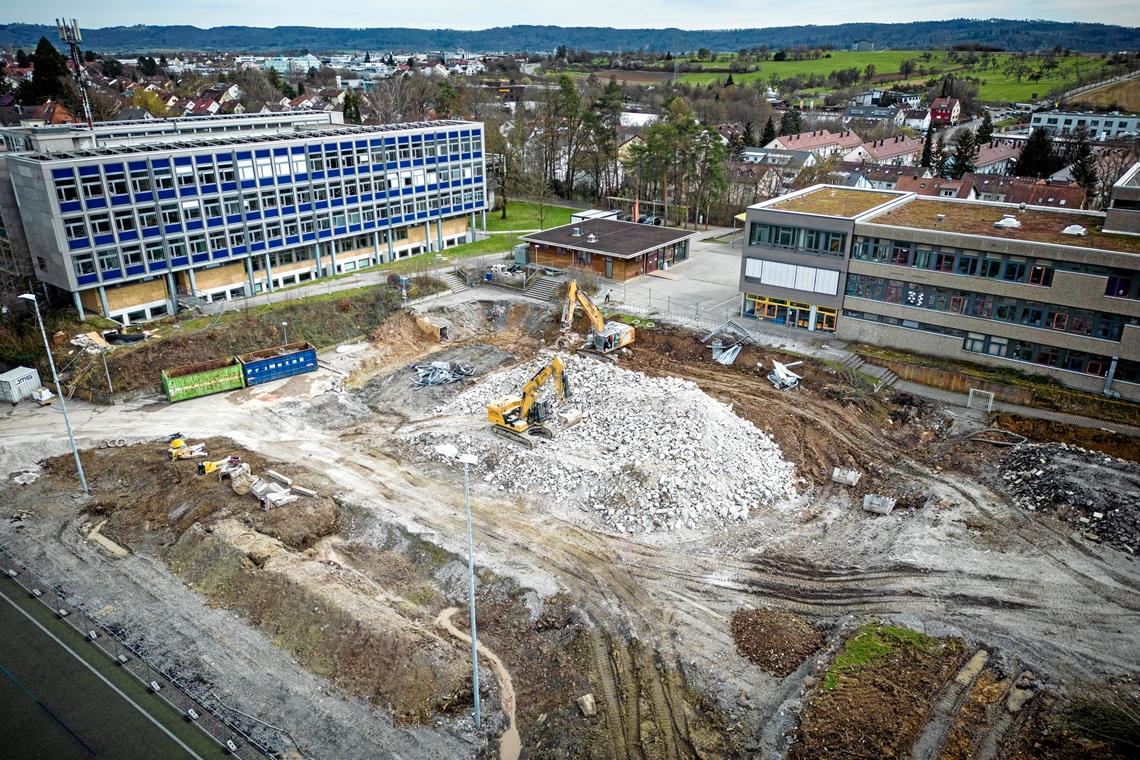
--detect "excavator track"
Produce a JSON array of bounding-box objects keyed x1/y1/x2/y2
[{"x1": 492, "y1": 425, "x2": 535, "y2": 448}]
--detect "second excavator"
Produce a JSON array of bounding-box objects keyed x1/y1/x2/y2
[
  {"x1": 486, "y1": 354, "x2": 583, "y2": 447},
  {"x1": 562, "y1": 280, "x2": 635, "y2": 355}
]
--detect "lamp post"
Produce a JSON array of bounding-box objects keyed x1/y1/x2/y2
[
  {"x1": 281, "y1": 320, "x2": 289, "y2": 345},
  {"x1": 19, "y1": 294, "x2": 88, "y2": 496},
  {"x1": 435, "y1": 443, "x2": 481, "y2": 729}
]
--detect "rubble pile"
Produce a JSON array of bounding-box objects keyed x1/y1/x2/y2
[
  {"x1": 999, "y1": 443, "x2": 1140, "y2": 553},
  {"x1": 416, "y1": 353, "x2": 799, "y2": 534}
]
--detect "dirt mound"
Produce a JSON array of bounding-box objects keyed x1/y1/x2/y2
[
  {"x1": 361, "y1": 343, "x2": 514, "y2": 416},
  {"x1": 40, "y1": 438, "x2": 337, "y2": 551},
  {"x1": 997, "y1": 443, "x2": 1140, "y2": 552},
  {"x1": 993, "y1": 414, "x2": 1140, "y2": 463},
  {"x1": 419, "y1": 300, "x2": 557, "y2": 345},
  {"x1": 790, "y1": 624, "x2": 967, "y2": 760},
  {"x1": 731, "y1": 609, "x2": 825, "y2": 677}
]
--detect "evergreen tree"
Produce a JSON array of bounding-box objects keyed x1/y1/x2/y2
[
  {"x1": 742, "y1": 120, "x2": 756, "y2": 147},
  {"x1": 932, "y1": 134, "x2": 949, "y2": 177},
  {"x1": 760, "y1": 115, "x2": 776, "y2": 146},
  {"x1": 342, "y1": 90, "x2": 362, "y2": 124},
  {"x1": 976, "y1": 110, "x2": 994, "y2": 143},
  {"x1": 15, "y1": 49, "x2": 30, "y2": 68},
  {"x1": 1067, "y1": 128, "x2": 1098, "y2": 205},
  {"x1": 778, "y1": 110, "x2": 801, "y2": 136},
  {"x1": 920, "y1": 128, "x2": 934, "y2": 167},
  {"x1": 724, "y1": 73, "x2": 735, "y2": 87},
  {"x1": 950, "y1": 128, "x2": 980, "y2": 178},
  {"x1": 1013, "y1": 127, "x2": 1064, "y2": 178},
  {"x1": 159, "y1": 53, "x2": 168, "y2": 68},
  {"x1": 364, "y1": 52, "x2": 371, "y2": 63},
  {"x1": 136, "y1": 56, "x2": 158, "y2": 77},
  {"x1": 21, "y1": 37, "x2": 70, "y2": 105}
]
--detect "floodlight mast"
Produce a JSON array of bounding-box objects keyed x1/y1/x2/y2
[{"x1": 57, "y1": 18, "x2": 95, "y2": 134}]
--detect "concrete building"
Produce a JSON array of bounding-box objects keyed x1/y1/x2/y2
[
  {"x1": 1030, "y1": 110, "x2": 1140, "y2": 139},
  {"x1": 0, "y1": 112, "x2": 487, "y2": 322},
  {"x1": 739, "y1": 181, "x2": 1140, "y2": 400},
  {"x1": 521, "y1": 219, "x2": 696, "y2": 281}
]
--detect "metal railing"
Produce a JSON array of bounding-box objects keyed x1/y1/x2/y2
[{"x1": 0, "y1": 544, "x2": 275, "y2": 760}]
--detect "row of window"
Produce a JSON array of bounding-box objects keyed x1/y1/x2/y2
[
  {"x1": 844, "y1": 273, "x2": 1129, "y2": 342},
  {"x1": 52, "y1": 131, "x2": 483, "y2": 206},
  {"x1": 62, "y1": 175, "x2": 482, "y2": 247},
  {"x1": 749, "y1": 223, "x2": 847, "y2": 257},
  {"x1": 69, "y1": 199, "x2": 477, "y2": 280},
  {"x1": 853, "y1": 235, "x2": 1140, "y2": 299},
  {"x1": 843, "y1": 309, "x2": 1140, "y2": 383}
]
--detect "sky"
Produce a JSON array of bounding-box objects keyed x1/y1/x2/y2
[{"x1": 12, "y1": 1, "x2": 1140, "y2": 30}]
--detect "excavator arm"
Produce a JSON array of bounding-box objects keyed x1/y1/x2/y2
[
  {"x1": 563, "y1": 280, "x2": 606, "y2": 334},
  {"x1": 517, "y1": 355, "x2": 567, "y2": 421}
]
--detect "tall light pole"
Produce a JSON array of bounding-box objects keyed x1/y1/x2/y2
[
  {"x1": 281, "y1": 320, "x2": 289, "y2": 344},
  {"x1": 436, "y1": 444, "x2": 481, "y2": 729},
  {"x1": 19, "y1": 294, "x2": 88, "y2": 496}
]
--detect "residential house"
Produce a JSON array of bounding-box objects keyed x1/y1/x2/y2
[
  {"x1": 117, "y1": 107, "x2": 154, "y2": 121},
  {"x1": 189, "y1": 98, "x2": 221, "y2": 116},
  {"x1": 842, "y1": 105, "x2": 905, "y2": 127},
  {"x1": 19, "y1": 100, "x2": 79, "y2": 126},
  {"x1": 843, "y1": 135, "x2": 926, "y2": 166},
  {"x1": 904, "y1": 108, "x2": 932, "y2": 132},
  {"x1": 894, "y1": 174, "x2": 977, "y2": 199},
  {"x1": 765, "y1": 129, "x2": 863, "y2": 158},
  {"x1": 974, "y1": 140, "x2": 1021, "y2": 175},
  {"x1": 737, "y1": 148, "x2": 817, "y2": 193},
  {"x1": 930, "y1": 97, "x2": 961, "y2": 126},
  {"x1": 203, "y1": 83, "x2": 241, "y2": 104},
  {"x1": 963, "y1": 173, "x2": 1087, "y2": 209},
  {"x1": 837, "y1": 162, "x2": 933, "y2": 190}
]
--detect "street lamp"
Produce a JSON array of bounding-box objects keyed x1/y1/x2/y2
[
  {"x1": 19, "y1": 294, "x2": 88, "y2": 496},
  {"x1": 281, "y1": 320, "x2": 289, "y2": 345},
  {"x1": 435, "y1": 443, "x2": 481, "y2": 729}
]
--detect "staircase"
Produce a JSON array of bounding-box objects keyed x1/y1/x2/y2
[
  {"x1": 175, "y1": 292, "x2": 208, "y2": 312},
  {"x1": 873, "y1": 369, "x2": 899, "y2": 394},
  {"x1": 840, "y1": 353, "x2": 898, "y2": 393},
  {"x1": 839, "y1": 354, "x2": 865, "y2": 372},
  {"x1": 525, "y1": 275, "x2": 561, "y2": 301},
  {"x1": 438, "y1": 271, "x2": 470, "y2": 293}
]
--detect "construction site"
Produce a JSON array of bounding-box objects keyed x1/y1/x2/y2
[{"x1": 1, "y1": 280, "x2": 1138, "y2": 760}]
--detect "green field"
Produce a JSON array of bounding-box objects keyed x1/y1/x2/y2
[
  {"x1": 484, "y1": 200, "x2": 576, "y2": 231},
  {"x1": 666, "y1": 50, "x2": 1120, "y2": 103}
]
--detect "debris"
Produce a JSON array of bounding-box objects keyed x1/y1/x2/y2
[
  {"x1": 767, "y1": 360, "x2": 802, "y2": 391},
  {"x1": 831, "y1": 468, "x2": 861, "y2": 487},
  {"x1": 862, "y1": 494, "x2": 896, "y2": 515},
  {"x1": 12, "y1": 470, "x2": 41, "y2": 486},
  {"x1": 266, "y1": 469, "x2": 293, "y2": 487},
  {"x1": 291, "y1": 485, "x2": 318, "y2": 498},
  {"x1": 576, "y1": 693, "x2": 597, "y2": 717},
  {"x1": 968, "y1": 428, "x2": 1028, "y2": 447},
  {"x1": 411, "y1": 361, "x2": 475, "y2": 387},
  {"x1": 418, "y1": 353, "x2": 797, "y2": 534}
]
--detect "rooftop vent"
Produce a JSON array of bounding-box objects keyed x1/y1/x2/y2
[
  {"x1": 586, "y1": 233, "x2": 598, "y2": 243},
  {"x1": 570, "y1": 226, "x2": 581, "y2": 237},
  {"x1": 994, "y1": 215, "x2": 1022, "y2": 230},
  {"x1": 935, "y1": 213, "x2": 945, "y2": 222},
  {"x1": 1019, "y1": 202, "x2": 1027, "y2": 211},
  {"x1": 1061, "y1": 224, "x2": 1087, "y2": 236}
]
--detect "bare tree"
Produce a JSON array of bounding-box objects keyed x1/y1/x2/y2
[
  {"x1": 362, "y1": 74, "x2": 434, "y2": 123},
  {"x1": 88, "y1": 89, "x2": 122, "y2": 122}
]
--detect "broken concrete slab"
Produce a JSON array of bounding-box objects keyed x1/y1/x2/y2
[
  {"x1": 831, "y1": 468, "x2": 861, "y2": 487},
  {"x1": 576, "y1": 693, "x2": 597, "y2": 717},
  {"x1": 862, "y1": 494, "x2": 896, "y2": 515}
]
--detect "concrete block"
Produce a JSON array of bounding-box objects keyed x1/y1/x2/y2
[
  {"x1": 291, "y1": 485, "x2": 317, "y2": 498},
  {"x1": 266, "y1": 469, "x2": 292, "y2": 486},
  {"x1": 862, "y1": 494, "x2": 896, "y2": 515},
  {"x1": 831, "y1": 467, "x2": 861, "y2": 486},
  {"x1": 576, "y1": 693, "x2": 597, "y2": 717}
]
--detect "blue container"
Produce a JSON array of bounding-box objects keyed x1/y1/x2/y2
[{"x1": 237, "y1": 341, "x2": 318, "y2": 386}]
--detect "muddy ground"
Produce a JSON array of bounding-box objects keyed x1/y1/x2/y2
[{"x1": 2, "y1": 295, "x2": 1138, "y2": 759}]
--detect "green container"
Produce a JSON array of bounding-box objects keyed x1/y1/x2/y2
[{"x1": 161, "y1": 357, "x2": 245, "y2": 403}]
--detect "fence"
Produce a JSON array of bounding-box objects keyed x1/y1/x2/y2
[
  {"x1": 869, "y1": 358, "x2": 1035, "y2": 405},
  {"x1": 601, "y1": 284, "x2": 744, "y2": 334},
  {"x1": 0, "y1": 544, "x2": 280, "y2": 760}
]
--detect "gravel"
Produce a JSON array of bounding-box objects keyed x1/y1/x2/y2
[{"x1": 412, "y1": 352, "x2": 799, "y2": 534}]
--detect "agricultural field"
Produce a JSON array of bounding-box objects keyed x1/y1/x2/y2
[
  {"x1": 563, "y1": 50, "x2": 1127, "y2": 103},
  {"x1": 1066, "y1": 76, "x2": 1140, "y2": 111}
]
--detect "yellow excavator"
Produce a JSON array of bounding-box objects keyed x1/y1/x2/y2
[
  {"x1": 486, "y1": 355, "x2": 583, "y2": 447},
  {"x1": 562, "y1": 280, "x2": 635, "y2": 355},
  {"x1": 167, "y1": 433, "x2": 207, "y2": 461}
]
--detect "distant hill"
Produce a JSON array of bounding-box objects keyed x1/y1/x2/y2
[{"x1": 1, "y1": 19, "x2": 1138, "y2": 55}]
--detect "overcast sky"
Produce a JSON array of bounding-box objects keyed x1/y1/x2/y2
[{"x1": 15, "y1": 2, "x2": 1140, "y2": 30}]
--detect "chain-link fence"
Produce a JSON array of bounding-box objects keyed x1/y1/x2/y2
[{"x1": 0, "y1": 544, "x2": 278, "y2": 760}]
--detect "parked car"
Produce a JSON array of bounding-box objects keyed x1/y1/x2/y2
[{"x1": 639, "y1": 216, "x2": 657, "y2": 225}]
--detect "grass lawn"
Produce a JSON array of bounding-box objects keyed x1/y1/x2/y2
[{"x1": 485, "y1": 201, "x2": 576, "y2": 232}]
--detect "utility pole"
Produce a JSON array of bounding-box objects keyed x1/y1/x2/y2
[{"x1": 56, "y1": 19, "x2": 95, "y2": 135}]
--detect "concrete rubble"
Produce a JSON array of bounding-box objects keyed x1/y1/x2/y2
[{"x1": 412, "y1": 353, "x2": 798, "y2": 534}]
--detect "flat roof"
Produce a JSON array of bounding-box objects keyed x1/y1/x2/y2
[
  {"x1": 762, "y1": 187, "x2": 901, "y2": 218},
  {"x1": 522, "y1": 219, "x2": 695, "y2": 259},
  {"x1": 862, "y1": 197, "x2": 1140, "y2": 254}
]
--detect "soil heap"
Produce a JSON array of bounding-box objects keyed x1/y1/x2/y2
[{"x1": 416, "y1": 352, "x2": 798, "y2": 534}]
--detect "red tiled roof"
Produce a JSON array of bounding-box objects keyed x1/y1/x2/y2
[
  {"x1": 895, "y1": 174, "x2": 975, "y2": 199},
  {"x1": 772, "y1": 129, "x2": 862, "y2": 150},
  {"x1": 859, "y1": 135, "x2": 925, "y2": 160}
]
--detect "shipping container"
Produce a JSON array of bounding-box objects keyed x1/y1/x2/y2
[
  {"x1": 0, "y1": 366, "x2": 42, "y2": 404},
  {"x1": 161, "y1": 357, "x2": 245, "y2": 403},
  {"x1": 237, "y1": 342, "x2": 318, "y2": 387}
]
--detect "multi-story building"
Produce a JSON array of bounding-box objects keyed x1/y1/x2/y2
[
  {"x1": 0, "y1": 111, "x2": 487, "y2": 323},
  {"x1": 1029, "y1": 110, "x2": 1139, "y2": 139},
  {"x1": 739, "y1": 179, "x2": 1140, "y2": 400}
]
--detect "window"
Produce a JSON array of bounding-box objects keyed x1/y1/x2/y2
[
  {"x1": 274, "y1": 154, "x2": 290, "y2": 176},
  {"x1": 153, "y1": 164, "x2": 174, "y2": 190},
  {"x1": 261, "y1": 190, "x2": 278, "y2": 208},
  {"x1": 1106, "y1": 274, "x2": 1133, "y2": 298},
  {"x1": 89, "y1": 213, "x2": 112, "y2": 235},
  {"x1": 964, "y1": 332, "x2": 986, "y2": 352},
  {"x1": 279, "y1": 189, "x2": 295, "y2": 207},
  {"x1": 1029, "y1": 265, "x2": 1053, "y2": 286},
  {"x1": 138, "y1": 207, "x2": 158, "y2": 228},
  {"x1": 73, "y1": 253, "x2": 96, "y2": 275},
  {"x1": 217, "y1": 158, "x2": 235, "y2": 183},
  {"x1": 986, "y1": 336, "x2": 1008, "y2": 357},
  {"x1": 81, "y1": 175, "x2": 104, "y2": 199},
  {"x1": 955, "y1": 253, "x2": 978, "y2": 276},
  {"x1": 145, "y1": 240, "x2": 165, "y2": 263},
  {"x1": 130, "y1": 168, "x2": 151, "y2": 193},
  {"x1": 979, "y1": 257, "x2": 1002, "y2": 278},
  {"x1": 203, "y1": 199, "x2": 222, "y2": 218},
  {"x1": 55, "y1": 176, "x2": 78, "y2": 202},
  {"x1": 223, "y1": 196, "x2": 242, "y2": 216},
  {"x1": 160, "y1": 204, "x2": 180, "y2": 225},
  {"x1": 1051, "y1": 312, "x2": 1069, "y2": 331},
  {"x1": 237, "y1": 158, "x2": 255, "y2": 181},
  {"x1": 243, "y1": 193, "x2": 260, "y2": 213},
  {"x1": 64, "y1": 217, "x2": 87, "y2": 239},
  {"x1": 1003, "y1": 257, "x2": 1026, "y2": 282},
  {"x1": 97, "y1": 249, "x2": 120, "y2": 272},
  {"x1": 935, "y1": 252, "x2": 955, "y2": 272},
  {"x1": 208, "y1": 231, "x2": 227, "y2": 251},
  {"x1": 890, "y1": 243, "x2": 911, "y2": 266},
  {"x1": 180, "y1": 199, "x2": 202, "y2": 221},
  {"x1": 255, "y1": 155, "x2": 272, "y2": 179},
  {"x1": 1021, "y1": 307, "x2": 1044, "y2": 327},
  {"x1": 168, "y1": 240, "x2": 186, "y2": 259},
  {"x1": 114, "y1": 210, "x2": 136, "y2": 232},
  {"x1": 122, "y1": 244, "x2": 143, "y2": 267},
  {"x1": 106, "y1": 170, "x2": 128, "y2": 196},
  {"x1": 176, "y1": 164, "x2": 195, "y2": 187},
  {"x1": 197, "y1": 164, "x2": 217, "y2": 185}
]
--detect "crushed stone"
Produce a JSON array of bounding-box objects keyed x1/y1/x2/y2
[{"x1": 409, "y1": 352, "x2": 799, "y2": 534}]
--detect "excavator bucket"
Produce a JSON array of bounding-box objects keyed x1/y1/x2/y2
[{"x1": 558, "y1": 407, "x2": 584, "y2": 430}]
